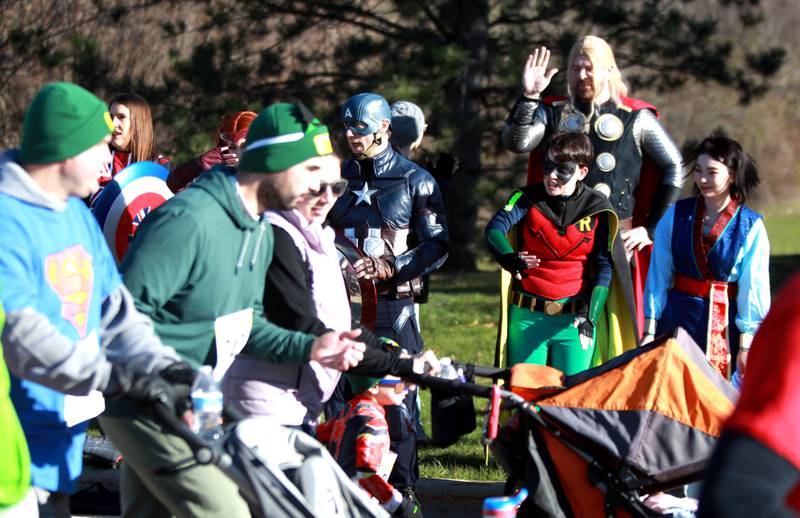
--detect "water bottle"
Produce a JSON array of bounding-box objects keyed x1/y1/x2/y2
[
  {"x1": 191, "y1": 365, "x2": 224, "y2": 442},
  {"x1": 482, "y1": 488, "x2": 528, "y2": 517}
]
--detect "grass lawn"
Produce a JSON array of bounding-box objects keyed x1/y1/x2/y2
[
  {"x1": 416, "y1": 204, "x2": 800, "y2": 481},
  {"x1": 417, "y1": 270, "x2": 506, "y2": 481}
]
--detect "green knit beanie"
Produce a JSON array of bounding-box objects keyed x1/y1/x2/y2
[
  {"x1": 19, "y1": 82, "x2": 114, "y2": 164},
  {"x1": 239, "y1": 102, "x2": 333, "y2": 174},
  {"x1": 346, "y1": 373, "x2": 382, "y2": 396}
]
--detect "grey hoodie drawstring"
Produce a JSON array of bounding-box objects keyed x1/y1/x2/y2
[
  {"x1": 236, "y1": 229, "x2": 252, "y2": 272},
  {"x1": 250, "y1": 216, "x2": 267, "y2": 268}
]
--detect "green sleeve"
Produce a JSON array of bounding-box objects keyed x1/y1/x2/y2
[
  {"x1": 486, "y1": 229, "x2": 515, "y2": 255},
  {"x1": 244, "y1": 316, "x2": 315, "y2": 363},
  {"x1": 119, "y1": 207, "x2": 199, "y2": 317},
  {"x1": 588, "y1": 286, "x2": 609, "y2": 325}
]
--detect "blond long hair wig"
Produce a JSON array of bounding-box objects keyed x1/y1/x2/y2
[{"x1": 567, "y1": 36, "x2": 629, "y2": 105}]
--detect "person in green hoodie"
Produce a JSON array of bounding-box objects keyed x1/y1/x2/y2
[
  {"x1": 0, "y1": 299, "x2": 36, "y2": 517},
  {"x1": 99, "y1": 103, "x2": 366, "y2": 518}
]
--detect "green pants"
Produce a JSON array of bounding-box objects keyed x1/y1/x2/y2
[
  {"x1": 507, "y1": 304, "x2": 595, "y2": 376},
  {"x1": 99, "y1": 405, "x2": 250, "y2": 518}
]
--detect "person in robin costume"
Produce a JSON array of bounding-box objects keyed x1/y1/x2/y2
[
  {"x1": 642, "y1": 135, "x2": 770, "y2": 380},
  {"x1": 502, "y1": 36, "x2": 685, "y2": 350},
  {"x1": 486, "y1": 131, "x2": 617, "y2": 375}
]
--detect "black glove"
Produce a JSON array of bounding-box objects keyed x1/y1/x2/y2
[
  {"x1": 159, "y1": 361, "x2": 196, "y2": 414},
  {"x1": 574, "y1": 316, "x2": 594, "y2": 340},
  {"x1": 393, "y1": 495, "x2": 423, "y2": 518},
  {"x1": 160, "y1": 361, "x2": 196, "y2": 386},
  {"x1": 123, "y1": 371, "x2": 175, "y2": 406},
  {"x1": 573, "y1": 306, "x2": 593, "y2": 340},
  {"x1": 498, "y1": 253, "x2": 529, "y2": 278}
]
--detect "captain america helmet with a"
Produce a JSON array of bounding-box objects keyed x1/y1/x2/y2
[{"x1": 341, "y1": 93, "x2": 391, "y2": 136}]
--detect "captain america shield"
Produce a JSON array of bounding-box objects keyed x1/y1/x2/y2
[{"x1": 91, "y1": 161, "x2": 173, "y2": 263}]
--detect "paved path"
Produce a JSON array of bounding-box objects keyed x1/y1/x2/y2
[
  {"x1": 74, "y1": 469, "x2": 504, "y2": 517},
  {"x1": 418, "y1": 478, "x2": 505, "y2": 517}
]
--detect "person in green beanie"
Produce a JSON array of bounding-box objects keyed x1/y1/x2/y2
[
  {"x1": 101, "y1": 102, "x2": 367, "y2": 518},
  {"x1": 0, "y1": 81, "x2": 185, "y2": 517}
]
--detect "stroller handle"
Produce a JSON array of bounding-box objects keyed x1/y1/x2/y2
[
  {"x1": 151, "y1": 400, "x2": 220, "y2": 465},
  {"x1": 451, "y1": 361, "x2": 509, "y2": 381},
  {"x1": 403, "y1": 371, "x2": 548, "y2": 428}
]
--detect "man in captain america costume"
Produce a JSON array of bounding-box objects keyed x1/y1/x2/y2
[
  {"x1": 502, "y1": 36, "x2": 685, "y2": 344},
  {"x1": 327, "y1": 92, "x2": 449, "y2": 505}
]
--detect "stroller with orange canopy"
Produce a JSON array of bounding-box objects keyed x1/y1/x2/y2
[{"x1": 409, "y1": 328, "x2": 737, "y2": 518}]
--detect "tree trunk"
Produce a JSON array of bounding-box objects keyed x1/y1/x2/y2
[{"x1": 442, "y1": 0, "x2": 489, "y2": 271}]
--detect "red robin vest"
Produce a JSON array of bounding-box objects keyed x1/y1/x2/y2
[{"x1": 518, "y1": 207, "x2": 599, "y2": 299}]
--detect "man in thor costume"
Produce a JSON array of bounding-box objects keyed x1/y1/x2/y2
[{"x1": 501, "y1": 36, "x2": 685, "y2": 352}]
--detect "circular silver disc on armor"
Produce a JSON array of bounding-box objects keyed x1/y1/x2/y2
[
  {"x1": 596, "y1": 152, "x2": 616, "y2": 172},
  {"x1": 559, "y1": 113, "x2": 588, "y2": 133},
  {"x1": 594, "y1": 113, "x2": 624, "y2": 141},
  {"x1": 594, "y1": 182, "x2": 612, "y2": 198}
]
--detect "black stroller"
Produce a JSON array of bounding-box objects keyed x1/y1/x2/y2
[
  {"x1": 150, "y1": 400, "x2": 388, "y2": 518},
  {"x1": 409, "y1": 329, "x2": 737, "y2": 518}
]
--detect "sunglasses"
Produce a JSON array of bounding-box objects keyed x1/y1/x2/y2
[
  {"x1": 377, "y1": 379, "x2": 409, "y2": 394},
  {"x1": 306, "y1": 179, "x2": 349, "y2": 198}
]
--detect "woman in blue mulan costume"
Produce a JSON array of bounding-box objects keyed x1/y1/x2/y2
[{"x1": 642, "y1": 135, "x2": 770, "y2": 380}]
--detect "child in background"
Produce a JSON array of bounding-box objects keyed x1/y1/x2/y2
[{"x1": 317, "y1": 374, "x2": 422, "y2": 518}]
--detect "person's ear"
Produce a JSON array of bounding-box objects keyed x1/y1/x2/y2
[
  {"x1": 379, "y1": 119, "x2": 391, "y2": 134},
  {"x1": 577, "y1": 165, "x2": 589, "y2": 181}
]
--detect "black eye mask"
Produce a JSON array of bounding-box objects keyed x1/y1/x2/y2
[{"x1": 543, "y1": 157, "x2": 579, "y2": 184}]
